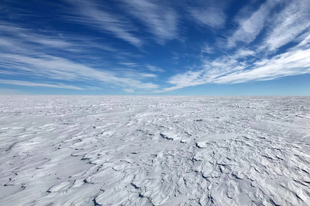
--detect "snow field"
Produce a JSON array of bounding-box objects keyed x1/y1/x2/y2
[{"x1": 0, "y1": 96, "x2": 310, "y2": 206}]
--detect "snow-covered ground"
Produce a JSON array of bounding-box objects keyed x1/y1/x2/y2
[{"x1": 0, "y1": 96, "x2": 310, "y2": 206}]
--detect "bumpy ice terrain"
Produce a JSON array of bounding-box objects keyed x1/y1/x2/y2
[{"x1": 0, "y1": 96, "x2": 310, "y2": 206}]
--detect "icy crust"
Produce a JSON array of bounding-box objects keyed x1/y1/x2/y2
[{"x1": 0, "y1": 96, "x2": 310, "y2": 206}]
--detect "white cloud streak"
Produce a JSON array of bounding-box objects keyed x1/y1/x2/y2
[
  {"x1": 121, "y1": 0, "x2": 178, "y2": 44},
  {"x1": 227, "y1": 0, "x2": 280, "y2": 48},
  {"x1": 159, "y1": 0, "x2": 310, "y2": 93},
  {"x1": 146, "y1": 65, "x2": 165, "y2": 73},
  {"x1": 65, "y1": 0, "x2": 142, "y2": 47},
  {"x1": 189, "y1": 7, "x2": 226, "y2": 29},
  {"x1": 185, "y1": 0, "x2": 229, "y2": 29},
  {"x1": 215, "y1": 49, "x2": 310, "y2": 84},
  {"x1": 0, "y1": 21, "x2": 159, "y2": 92},
  {"x1": 123, "y1": 88, "x2": 135, "y2": 93},
  {"x1": 233, "y1": 49, "x2": 255, "y2": 58},
  {"x1": 2, "y1": 0, "x2": 310, "y2": 94},
  {"x1": 0, "y1": 88, "x2": 25, "y2": 95},
  {"x1": 0, "y1": 54, "x2": 159, "y2": 90},
  {"x1": 160, "y1": 44, "x2": 310, "y2": 92},
  {"x1": 263, "y1": 0, "x2": 310, "y2": 51},
  {"x1": 0, "y1": 79, "x2": 83, "y2": 90}
]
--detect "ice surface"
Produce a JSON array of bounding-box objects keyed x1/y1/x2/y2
[{"x1": 0, "y1": 96, "x2": 310, "y2": 206}]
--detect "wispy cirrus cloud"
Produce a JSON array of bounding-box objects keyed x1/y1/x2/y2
[
  {"x1": 123, "y1": 88, "x2": 135, "y2": 93},
  {"x1": 0, "y1": 22, "x2": 159, "y2": 92},
  {"x1": 146, "y1": 65, "x2": 165, "y2": 73},
  {"x1": 0, "y1": 79, "x2": 83, "y2": 90},
  {"x1": 227, "y1": 0, "x2": 280, "y2": 48},
  {"x1": 0, "y1": 53, "x2": 159, "y2": 90},
  {"x1": 262, "y1": 0, "x2": 310, "y2": 52},
  {"x1": 189, "y1": 8, "x2": 226, "y2": 29},
  {"x1": 121, "y1": 0, "x2": 178, "y2": 44},
  {"x1": 188, "y1": 0, "x2": 228, "y2": 29},
  {"x1": 0, "y1": 88, "x2": 25, "y2": 95},
  {"x1": 297, "y1": 31, "x2": 310, "y2": 48},
  {"x1": 0, "y1": 23, "x2": 137, "y2": 60},
  {"x1": 22, "y1": 35, "x2": 73, "y2": 49},
  {"x1": 64, "y1": 0, "x2": 142, "y2": 47},
  {"x1": 159, "y1": 70, "x2": 203, "y2": 92},
  {"x1": 160, "y1": 42, "x2": 310, "y2": 92},
  {"x1": 0, "y1": 23, "x2": 76, "y2": 52},
  {"x1": 233, "y1": 49, "x2": 255, "y2": 59},
  {"x1": 215, "y1": 48, "x2": 310, "y2": 84},
  {"x1": 1, "y1": 0, "x2": 310, "y2": 95},
  {"x1": 227, "y1": 0, "x2": 310, "y2": 52},
  {"x1": 160, "y1": 0, "x2": 310, "y2": 93}
]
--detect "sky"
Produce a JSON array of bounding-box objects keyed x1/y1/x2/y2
[{"x1": 0, "y1": 0, "x2": 310, "y2": 95}]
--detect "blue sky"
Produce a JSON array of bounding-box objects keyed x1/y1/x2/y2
[{"x1": 0, "y1": 0, "x2": 310, "y2": 95}]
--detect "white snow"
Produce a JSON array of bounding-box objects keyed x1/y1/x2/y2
[{"x1": 0, "y1": 96, "x2": 310, "y2": 206}]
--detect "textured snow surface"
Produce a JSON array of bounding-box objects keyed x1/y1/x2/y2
[{"x1": 0, "y1": 96, "x2": 310, "y2": 206}]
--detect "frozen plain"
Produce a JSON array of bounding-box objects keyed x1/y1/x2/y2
[{"x1": 0, "y1": 96, "x2": 310, "y2": 206}]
